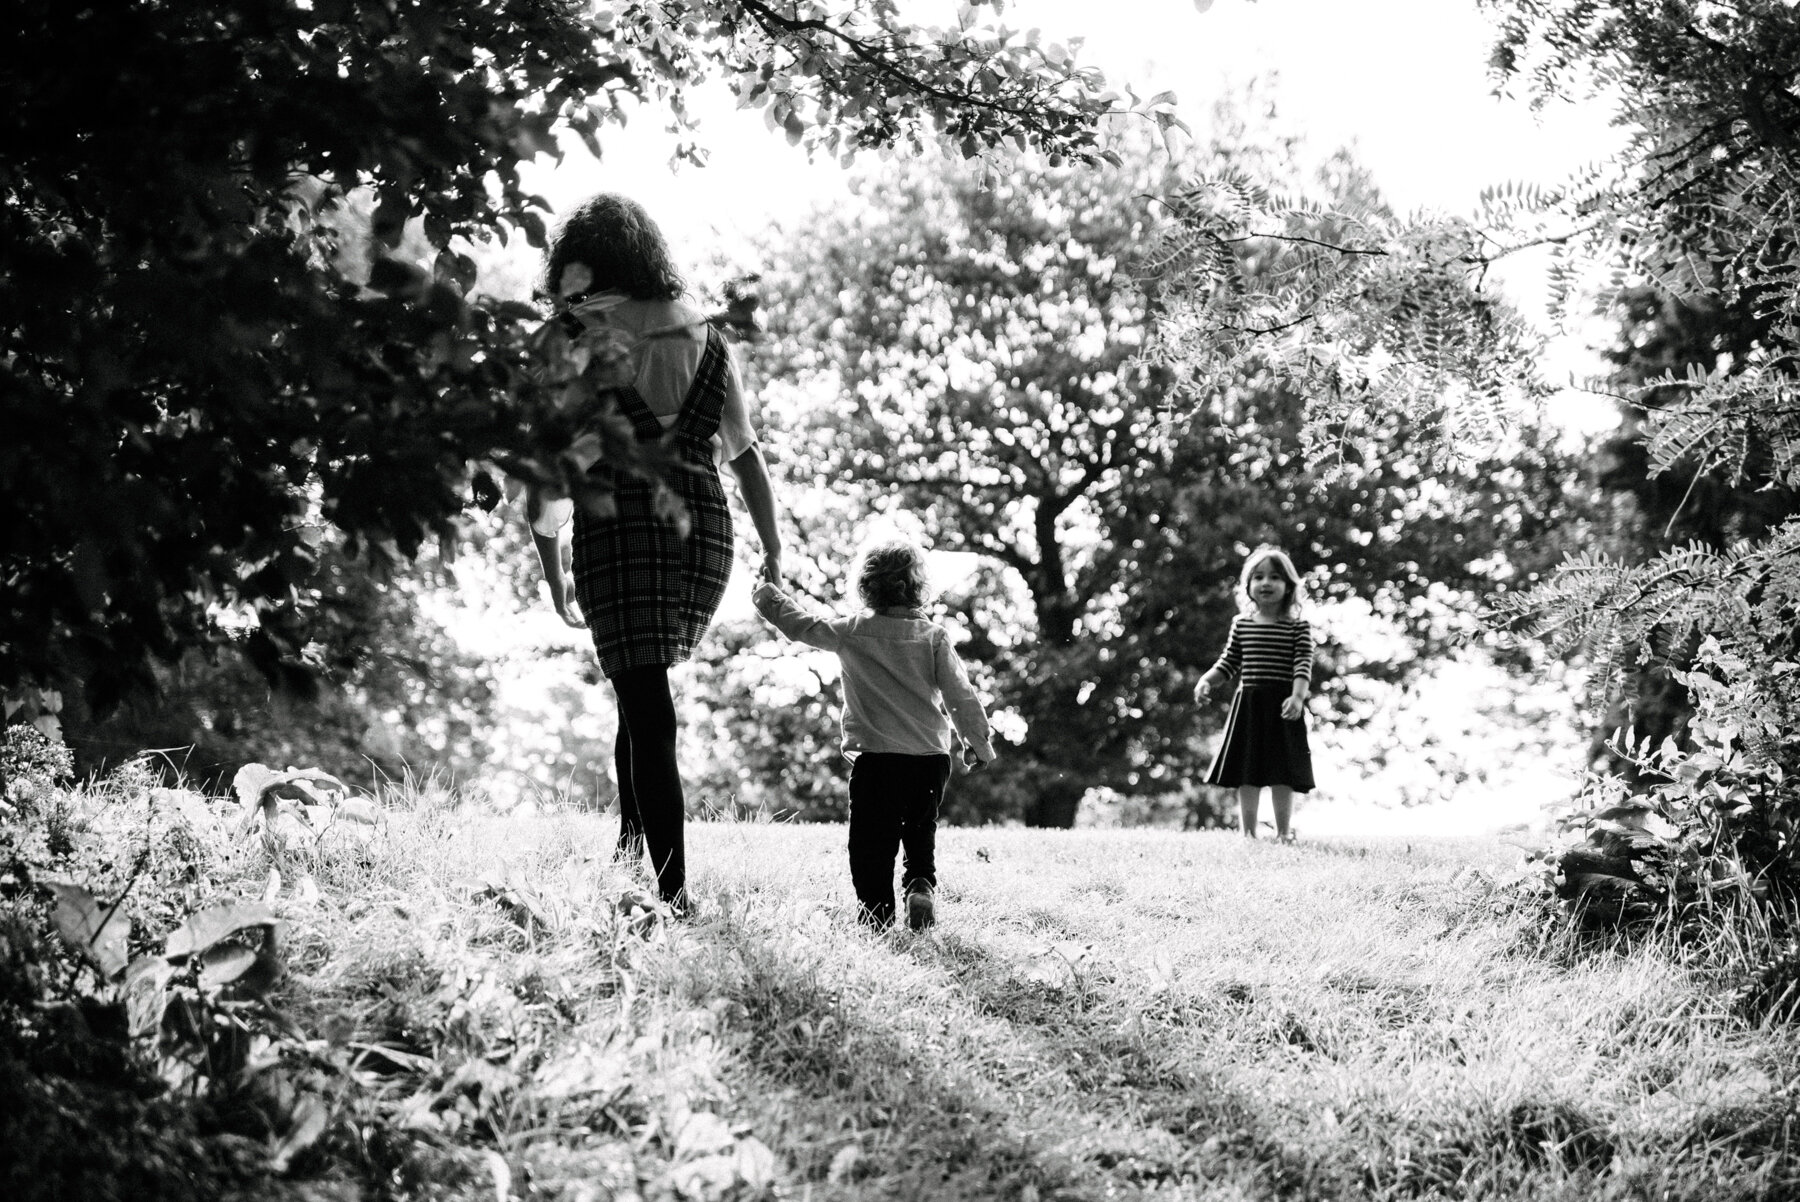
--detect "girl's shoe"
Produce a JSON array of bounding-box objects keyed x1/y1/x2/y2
[{"x1": 905, "y1": 886, "x2": 935, "y2": 932}]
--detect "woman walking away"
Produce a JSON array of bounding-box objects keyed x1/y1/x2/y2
[
  {"x1": 528, "y1": 193, "x2": 784, "y2": 912},
  {"x1": 753, "y1": 537, "x2": 994, "y2": 931},
  {"x1": 1193, "y1": 545, "x2": 1316, "y2": 841}
]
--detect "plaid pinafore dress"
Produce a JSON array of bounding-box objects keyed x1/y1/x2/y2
[{"x1": 572, "y1": 326, "x2": 735, "y2": 679}]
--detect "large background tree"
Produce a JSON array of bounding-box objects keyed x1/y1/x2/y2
[
  {"x1": 739, "y1": 122, "x2": 1585, "y2": 827},
  {"x1": 1144, "y1": 2, "x2": 1800, "y2": 666},
  {"x1": 1, "y1": 0, "x2": 1127, "y2": 721},
  {"x1": 1141, "y1": 0, "x2": 1800, "y2": 908}
]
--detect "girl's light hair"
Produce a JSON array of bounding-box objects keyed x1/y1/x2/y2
[
  {"x1": 544, "y1": 193, "x2": 686, "y2": 302},
  {"x1": 854, "y1": 539, "x2": 931, "y2": 611},
  {"x1": 1237, "y1": 544, "x2": 1305, "y2": 617}
]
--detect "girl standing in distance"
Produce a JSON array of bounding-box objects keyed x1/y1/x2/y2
[
  {"x1": 1193, "y1": 546, "x2": 1316, "y2": 841},
  {"x1": 528, "y1": 193, "x2": 784, "y2": 911},
  {"x1": 752, "y1": 537, "x2": 995, "y2": 931}
]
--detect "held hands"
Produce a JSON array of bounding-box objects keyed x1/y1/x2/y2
[{"x1": 759, "y1": 547, "x2": 783, "y2": 589}]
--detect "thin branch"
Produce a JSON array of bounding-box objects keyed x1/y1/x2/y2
[
  {"x1": 1215, "y1": 231, "x2": 1388, "y2": 256},
  {"x1": 1662, "y1": 453, "x2": 1714, "y2": 539},
  {"x1": 1218, "y1": 312, "x2": 1325, "y2": 337},
  {"x1": 736, "y1": 0, "x2": 1061, "y2": 125}
]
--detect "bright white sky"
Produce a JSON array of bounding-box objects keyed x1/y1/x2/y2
[
  {"x1": 526, "y1": 0, "x2": 1623, "y2": 226},
  {"x1": 517, "y1": 0, "x2": 1625, "y2": 428}
]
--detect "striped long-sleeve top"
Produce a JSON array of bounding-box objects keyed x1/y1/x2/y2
[{"x1": 1208, "y1": 615, "x2": 1315, "y2": 689}]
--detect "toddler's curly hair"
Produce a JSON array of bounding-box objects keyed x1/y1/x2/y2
[{"x1": 855, "y1": 539, "x2": 931, "y2": 611}]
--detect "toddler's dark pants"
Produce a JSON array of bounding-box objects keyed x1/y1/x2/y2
[{"x1": 847, "y1": 752, "x2": 951, "y2": 927}]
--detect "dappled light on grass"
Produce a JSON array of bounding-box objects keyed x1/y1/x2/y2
[
  {"x1": 678, "y1": 824, "x2": 1798, "y2": 1200},
  {"x1": 9, "y1": 768, "x2": 1798, "y2": 1199}
]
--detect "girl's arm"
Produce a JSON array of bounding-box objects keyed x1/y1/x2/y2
[
  {"x1": 1282, "y1": 619, "x2": 1315, "y2": 719},
  {"x1": 527, "y1": 490, "x2": 585, "y2": 629},
  {"x1": 1193, "y1": 618, "x2": 1241, "y2": 702},
  {"x1": 727, "y1": 444, "x2": 783, "y2": 585}
]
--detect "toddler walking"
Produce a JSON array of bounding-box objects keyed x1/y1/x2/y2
[
  {"x1": 753, "y1": 538, "x2": 995, "y2": 930},
  {"x1": 1193, "y1": 545, "x2": 1316, "y2": 840}
]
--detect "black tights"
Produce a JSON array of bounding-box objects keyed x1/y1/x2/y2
[{"x1": 610, "y1": 666, "x2": 686, "y2": 904}]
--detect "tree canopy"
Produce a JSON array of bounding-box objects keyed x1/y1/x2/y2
[
  {"x1": 1, "y1": 0, "x2": 1126, "y2": 713},
  {"x1": 1134, "y1": 1, "x2": 1800, "y2": 908},
  {"x1": 737, "y1": 125, "x2": 1584, "y2": 826},
  {"x1": 1141, "y1": 2, "x2": 1800, "y2": 677}
]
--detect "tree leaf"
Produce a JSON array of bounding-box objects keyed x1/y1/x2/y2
[
  {"x1": 199, "y1": 942, "x2": 260, "y2": 989},
  {"x1": 269, "y1": 1094, "x2": 331, "y2": 1173},
  {"x1": 232, "y1": 763, "x2": 281, "y2": 809},
  {"x1": 46, "y1": 880, "x2": 131, "y2": 979},
  {"x1": 336, "y1": 797, "x2": 381, "y2": 825},
  {"x1": 734, "y1": 1137, "x2": 779, "y2": 1189},
  {"x1": 164, "y1": 902, "x2": 280, "y2": 961},
  {"x1": 124, "y1": 955, "x2": 174, "y2": 1038},
  {"x1": 674, "y1": 1110, "x2": 735, "y2": 1158}
]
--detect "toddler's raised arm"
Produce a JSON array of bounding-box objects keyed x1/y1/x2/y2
[{"x1": 751, "y1": 581, "x2": 844, "y2": 652}]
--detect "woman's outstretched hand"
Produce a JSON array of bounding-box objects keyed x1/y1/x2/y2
[
  {"x1": 553, "y1": 583, "x2": 586, "y2": 629},
  {"x1": 550, "y1": 536, "x2": 586, "y2": 628},
  {"x1": 759, "y1": 548, "x2": 783, "y2": 588}
]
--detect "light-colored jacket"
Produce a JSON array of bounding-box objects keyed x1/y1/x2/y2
[{"x1": 752, "y1": 582, "x2": 996, "y2": 762}]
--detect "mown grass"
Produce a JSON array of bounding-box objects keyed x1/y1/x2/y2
[
  {"x1": 11, "y1": 778, "x2": 1800, "y2": 1201},
  {"x1": 268, "y1": 801, "x2": 1800, "y2": 1201}
]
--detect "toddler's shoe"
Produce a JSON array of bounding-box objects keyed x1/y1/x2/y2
[{"x1": 905, "y1": 885, "x2": 935, "y2": 932}]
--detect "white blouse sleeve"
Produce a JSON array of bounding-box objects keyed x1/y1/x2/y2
[
  {"x1": 530, "y1": 496, "x2": 574, "y2": 537},
  {"x1": 713, "y1": 342, "x2": 758, "y2": 463}
]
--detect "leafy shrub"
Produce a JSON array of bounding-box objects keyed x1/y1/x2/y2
[
  {"x1": 1730, "y1": 937, "x2": 1800, "y2": 1025},
  {"x1": 0, "y1": 758, "x2": 396, "y2": 1198},
  {"x1": 1540, "y1": 639, "x2": 1800, "y2": 930},
  {"x1": 1, "y1": 724, "x2": 74, "y2": 813}
]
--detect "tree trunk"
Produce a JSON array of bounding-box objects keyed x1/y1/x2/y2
[{"x1": 1024, "y1": 772, "x2": 1084, "y2": 829}]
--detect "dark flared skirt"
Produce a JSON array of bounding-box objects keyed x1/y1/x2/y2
[{"x1": 1203, "y1": 684, "x2": 1315, "y2": 792}]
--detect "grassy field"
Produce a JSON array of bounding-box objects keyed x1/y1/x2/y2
[{"x1": 246, "y1": 804, "x2": 1799, "y2": 1202}]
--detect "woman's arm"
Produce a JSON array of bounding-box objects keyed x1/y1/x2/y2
[
  {"x1": 527, "y1": 489, "x2": 585, "y2": 629},
  {"x1": 727, "y1": 443, "x2": 783, "y2": 584}
]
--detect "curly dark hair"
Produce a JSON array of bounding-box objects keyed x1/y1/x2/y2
[
  {"x1": 855, "y1": 540, "x2": 931, "y2": 611},
  {"x1": 543, "y1": 193, "x2": 685, "y2": 302}
]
